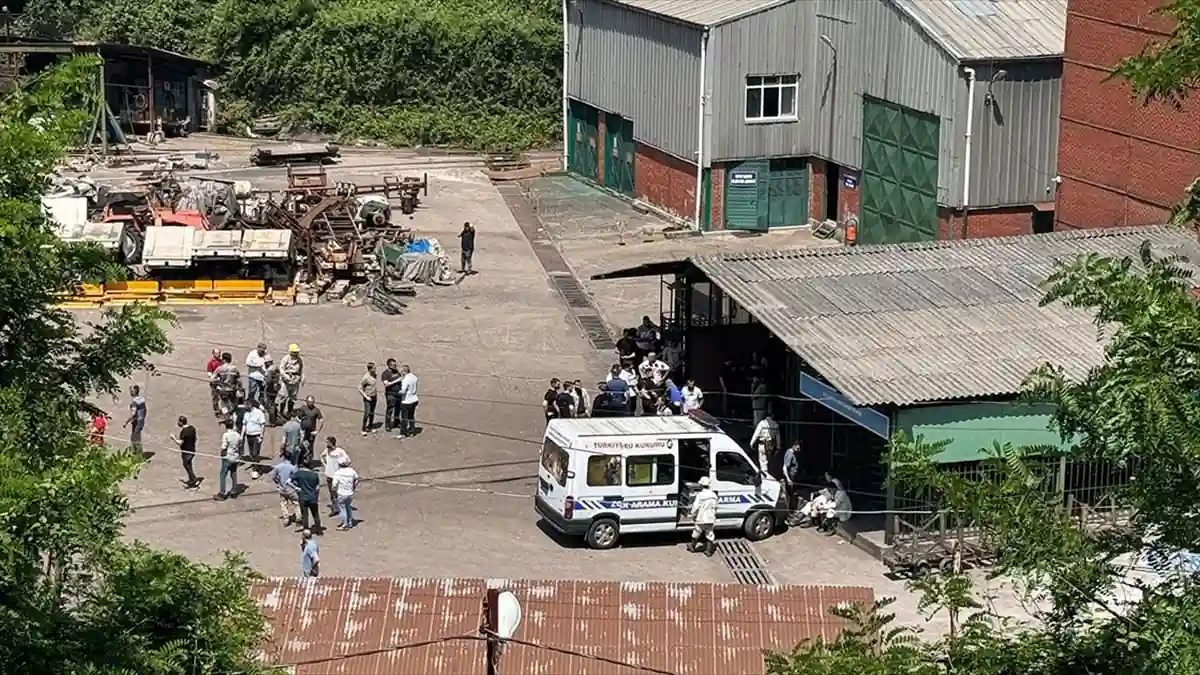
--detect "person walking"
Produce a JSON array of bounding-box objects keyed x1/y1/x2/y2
[
  {"x1": 781, "y1": 440, "x2": 802, "y2": 525},
  {"x1": 215, "y1": 420, "x2": 241, "y2": 501},
  {"x1": 271, "y1": 453, "x2": 300, "y2": 526},
  {"x1": 213, "y1": 352, "x2": 241, "y2": 419},
  {"x1": 359, "y1": 362, "x2": 378, "y2": 436},
  {"x1": 279, "y1": 409, "x2": 302, "y2": 464},
  {"x1": 293, "y1": 461, "x2": 323, "y2": 533},
  {"x1": 333, "y1": 456, "x2": 360, "y2": 530},
  {"x1": 206, "y1": 348, "x2": 222, "y2": 416},
  {"x1": 296, "y1": 396, "x2": 324, "y2": 462},
  {"x1": 277, "y1": 344, "x2": 304, "y2": 419},
  {"x1": 171, "y1": 415, "x2": 201, "y2": 490},
  {"x1": 242, "y1": 398, "x2": 267, "y2": 462},
  {"x1": 751, "y1": 412, "x2": 779, "y2": 475},
  {"x1": 123, "y1": 385, "x2": 147, "y2": 456},
  {"x1": 381, "y1": 358, "x2": 402, "y2": 432},
  {"x1": 245, "y1": 342, "x2": 271, "y2": 404},
  {"x1": 300, "y1": 529, "x2": 320, "y2": 578},
  {"x1": 688, "y1": 476, "x2": 718, "y2": 557},
  {"x1": 396, "y1": 365, "x2": 419, "y2": 438},
  {"x1": 263, "y1": 358, "x2": 281, "y2": 425},
  {"x1": 320, "y1": 437, "x2": 349, "y2": 518},
  {"x1": 458, "y1": 221, "x2": 476, "y2": 274}
]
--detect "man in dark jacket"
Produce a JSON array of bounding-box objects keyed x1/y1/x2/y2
[
  {"x1": 292, "y1": 462, "x2": 324, "y2": 533},
  {"x1": 458, "y1": 222, "x2": 476, "y2": 274}
]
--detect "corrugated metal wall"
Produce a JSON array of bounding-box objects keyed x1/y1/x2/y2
[
  {"x1": 705, "y1": 4, "x2": 817, "y2": 161},
  {"x1": 566, "y1": 0, "x2": 702, "y2": 161},
  {"x1": 961, "y1": 61, "x2": 1062, "y2": 208}
]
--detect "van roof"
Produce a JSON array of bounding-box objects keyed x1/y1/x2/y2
[{"x1": 548, "y1": 416, "x2": 715, "y2": 438}]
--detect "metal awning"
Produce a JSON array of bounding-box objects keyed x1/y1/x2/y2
[{"x1": 589, "y1": 259, "x2": 693, "y2": 280}]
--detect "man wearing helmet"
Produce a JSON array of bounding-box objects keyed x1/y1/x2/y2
[{"x1": 688, "y1": 476, "x2": 718, "y2": 557}]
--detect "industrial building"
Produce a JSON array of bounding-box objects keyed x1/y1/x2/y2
[
  {"x1": 0, "y1": 37, "x2": 213, "y2": 136},
  {"x1": 592, "y1": 225, "x2": 1200, "y2": 559},
  {"x1": 564, "y1": 0, "x2": 1066, "y2": 243},
  {"x1": 1055, "y1": 0, "x2": 1200, "y2": 229}
]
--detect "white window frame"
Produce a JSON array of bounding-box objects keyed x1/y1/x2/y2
[{"x1": 744, "y1": 74, "x2": 799, "y2": 123}]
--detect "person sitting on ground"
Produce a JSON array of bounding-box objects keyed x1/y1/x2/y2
[
  {"x1": 664, "y1": 378, "x2": 684, "y2": 414},
  {"x1": 796, "y1": 482, "x2": 835, "y2": 527},
  {"x1": 618, "y1": 362, "x2": 638, "y2": 389},
  {"x1": 813, "y1": 478, "x2": 852, "y2": 534}
]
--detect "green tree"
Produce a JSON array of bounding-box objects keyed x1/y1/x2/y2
[{"x1": 0, "y1": 59, "x2": 277, "y2": 675}]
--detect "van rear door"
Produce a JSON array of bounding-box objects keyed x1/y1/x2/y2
[{"x1": 537, "y1": 436, "x2": 571, "y2": 519}]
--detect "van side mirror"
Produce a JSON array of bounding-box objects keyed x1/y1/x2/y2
[{"x1": 751, "y1": 472, "x2": 762, "y2": 486}]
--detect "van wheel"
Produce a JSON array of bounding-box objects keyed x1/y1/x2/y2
[
  {"x1": 585, "y1": 518, "x2": 620, "y2": 550},
  {"x1": 743, "y1": 510, "x2": 774, "y2": 541}
]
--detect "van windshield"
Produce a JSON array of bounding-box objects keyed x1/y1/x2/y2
[{"x1": 540, "y1": 438, "x2": 569, "y2": 487}]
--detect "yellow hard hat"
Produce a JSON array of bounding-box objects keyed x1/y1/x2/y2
[{"x1": 288, "y1": 343, "x2": 300, "y2": 353}]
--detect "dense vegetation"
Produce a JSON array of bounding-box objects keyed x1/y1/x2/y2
[
  {"x1": 19, "y1": 0, "x2": 564, "y2": 150},
  {"x1": 769, "y1": 3, "x2": 1200, "y2": 674},
  {"x1": 0, "y1": 58, "x2": 278, "y2": 675}
]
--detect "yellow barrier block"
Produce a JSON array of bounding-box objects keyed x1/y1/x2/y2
[
  {"x1": 212, "y1": 279, "x2": 266, "y2": 292},
  {"x1": 80, "y1": 283, "x2": 105, "y2": 297},
  {"x1": 106, "y1": 281, "x2": 160, "y2": 294},
  {"x1": 162, "y1": 280, "x2": 215, "y2": 293}
]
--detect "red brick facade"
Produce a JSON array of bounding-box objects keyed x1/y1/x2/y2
[
  {"x1": 938, "y1": 206, "x2": 1041, "y2": 239},
  {"x1": 634, "y1": 143, "x2": 697, "y2": 222},
  {"x1": 808, "y1": 158, "x2": 862, "y2": 225},
  {"x1": 710, "y1": 164, "x2": 726, "y2": 231},
  {"x1": 597, "y1": 112, "x2": 607, "y2": 181},
  {"x1": 1056, "y1": 0, "x2": 1200, "y2": 229}
]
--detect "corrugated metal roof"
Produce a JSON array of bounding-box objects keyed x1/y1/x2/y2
[
  {"x1": 606, "y1": 0, "x2": 792, "y2": 27},
  {"x1": 891, "y1": 0, "x2": 1067, "y2": 60},
  {"x1": 253, "y1": 577, "x2": 873, "y2": 675},
  {"x1": 683, "y1": 226, "x2": 1200, "y2": 407}
]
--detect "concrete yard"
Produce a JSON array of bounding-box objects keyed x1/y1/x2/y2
[{"x1": 89, "y1": 144, "x2": 1033, "y2": 634}]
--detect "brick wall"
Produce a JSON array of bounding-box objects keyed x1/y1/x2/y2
[
  {"x1": 937, "y1": 206, "x2": 1037, "y2": 239},
  {"x1": 710, "y1": 164, "x2": 726, "y2": 231},
  {"x1": 634, "y1": 143, "x2": 698, "y2": 222},
  {"x1": 839, "y1": 169, "x2": 861, "y2": 222},
  {"x1": 1057, "y1": 0, "x2": 1200, "y2": 229},
  {"x1": 808, "y1": 159, "x2": 861, "y2": 224},
  {"x1": 597, "y1": 112, "x2": 607, "y2": 181},
  {"x1": 810, "y1": 158, "x2": 827, "y2": 221}
]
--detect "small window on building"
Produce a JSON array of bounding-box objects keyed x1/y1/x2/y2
[
  {"x1": 586, "y1": 455, "x2": 622, "y2": 486},
  {"x1": 745, "y1": 75, "x2": 799, "y2": 122},
  {"x1": 627, "y1": 454, "x2": 676, "y2": 486}
]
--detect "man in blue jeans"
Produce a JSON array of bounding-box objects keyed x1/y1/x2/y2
[
  {"x1": 215, "y1": 420, "x2": 241, "y2": 501},
  {"x1": 332, "y1": 457, "x2": 360, "y2": 530}
]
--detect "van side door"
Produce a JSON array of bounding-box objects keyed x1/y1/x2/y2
[
  {"x1": 712, "y1": 449, "x2": 768, "y2": 525},
  {"x1": 619, "y1": 448, "x2": 680, "y2": 533}
]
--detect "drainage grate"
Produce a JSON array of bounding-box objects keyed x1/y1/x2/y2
[
  {"x1": 716, "y1": 539, "x2": 777, "y2": 586},
  {"x1": 576, "y1": 314, "x2": 617, "y2": 351},
  {"x1": 551, "y1": 275, "x2": 594, "y2": 310}
]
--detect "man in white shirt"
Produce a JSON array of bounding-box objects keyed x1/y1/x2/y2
[
  {"x1": 332, "y1": 457, "x2": 360, "y2": 530},
  {"x1": 619, "y1": 364, "x2": 638, "y2": 389},
  {"x1": 751, "y1": 412, "x2": 780, "y2": 474},
  {"x1": 241, "y1": 398, "x2": 268, "y2": 462},
  {"x1": 320, "y1": 437, "x2": 350, "y2": 518},
  {"x1": 681, "y1": 378, "x2": 704, "y2": 414},
  {"x1": 245, "y1": 343, "x2": 271, "y2": 404},
  {"x1": 216, "y1": 420, "x2": 241, "y2": 501},
  {"x1": 397, "y1": 365, "x2": 419, "y2": 438}
]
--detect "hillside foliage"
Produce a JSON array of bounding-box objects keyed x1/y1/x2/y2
[{"x1": 18, "y1": 0, "x2": 564, "y2": 150}]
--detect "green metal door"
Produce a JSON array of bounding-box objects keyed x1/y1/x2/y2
[
  {"x1": 724, "y1": 160, "x2": 768, "y2": 231},
  {"x1": 568, "y1": 99, "x2": 599, "y2": 181},
  {"x1": 767, "y1": 158, "x2": 808, "y2": 228},
  {"x1": 604, "y1": 114, "x2": 635, "y2": 196},
  {"x1": 860, "y1": 98, "x2": 940, "y2": 245}
]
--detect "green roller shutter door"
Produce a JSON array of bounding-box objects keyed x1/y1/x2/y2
[
  {"x1": 604, "y1": 114, "x2": 635, "y2": 196},
  {"x1": 724, "y1": 159, "x2": 808, "y2": 231},
  {"x1": 860, "y1": 98, "x2": 940, "y2": 245},
  {"x1": 567, "y1": 99, "x2": 599, "y2": 181}
]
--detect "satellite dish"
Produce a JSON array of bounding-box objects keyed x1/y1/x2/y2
[{"x1": 493, "y1": 590, "x2": 522, "y2": 640}]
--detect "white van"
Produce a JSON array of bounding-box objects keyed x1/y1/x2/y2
[{"x1": 534, "y1": 413, "x2": 783, "y2": 549}]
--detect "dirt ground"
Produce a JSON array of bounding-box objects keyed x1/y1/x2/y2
[{"x1": 88, "y1": 145, "x2": 1033, "y2": 633}]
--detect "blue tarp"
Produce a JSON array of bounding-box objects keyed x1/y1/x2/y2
[{"x1": 405, "y1": 239, "x2": 433, "y2": 254}]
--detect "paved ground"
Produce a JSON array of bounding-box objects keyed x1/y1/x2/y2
[
  {"x1": 90, "y1": 148, "x2": 1033, "y2": 635},
  {"x1": 523, "y1": 174, "x2": 840, "y2": 332}
]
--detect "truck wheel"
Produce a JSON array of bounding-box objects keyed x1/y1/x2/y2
[
  {"x1": 743, "y1": 510, "x2": 774, "y2": 541},
  {"x1": 585, "y1": 518, "x2": 620, "y2": 550}
]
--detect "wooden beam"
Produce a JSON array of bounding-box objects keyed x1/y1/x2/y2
[{"x1": 0, "y1": 45, "x2": 72, "y2": 54}]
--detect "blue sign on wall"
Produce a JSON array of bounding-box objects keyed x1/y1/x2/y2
[{"x1": 799, "y1": 373, "x2": 890, "y2": 440}]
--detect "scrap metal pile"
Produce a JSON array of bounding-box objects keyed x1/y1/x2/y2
[{"x1": 42, "y1": 161, "x2": 456, "y2": 308}]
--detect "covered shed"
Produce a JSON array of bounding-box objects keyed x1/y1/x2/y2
[{"x1": 592, "y1": 225, "x2": 1200, "y2": 552}]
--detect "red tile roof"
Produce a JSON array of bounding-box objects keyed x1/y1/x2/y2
[{"x1": 251, "y1": 577, "x2": 874, "y2": 675}]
